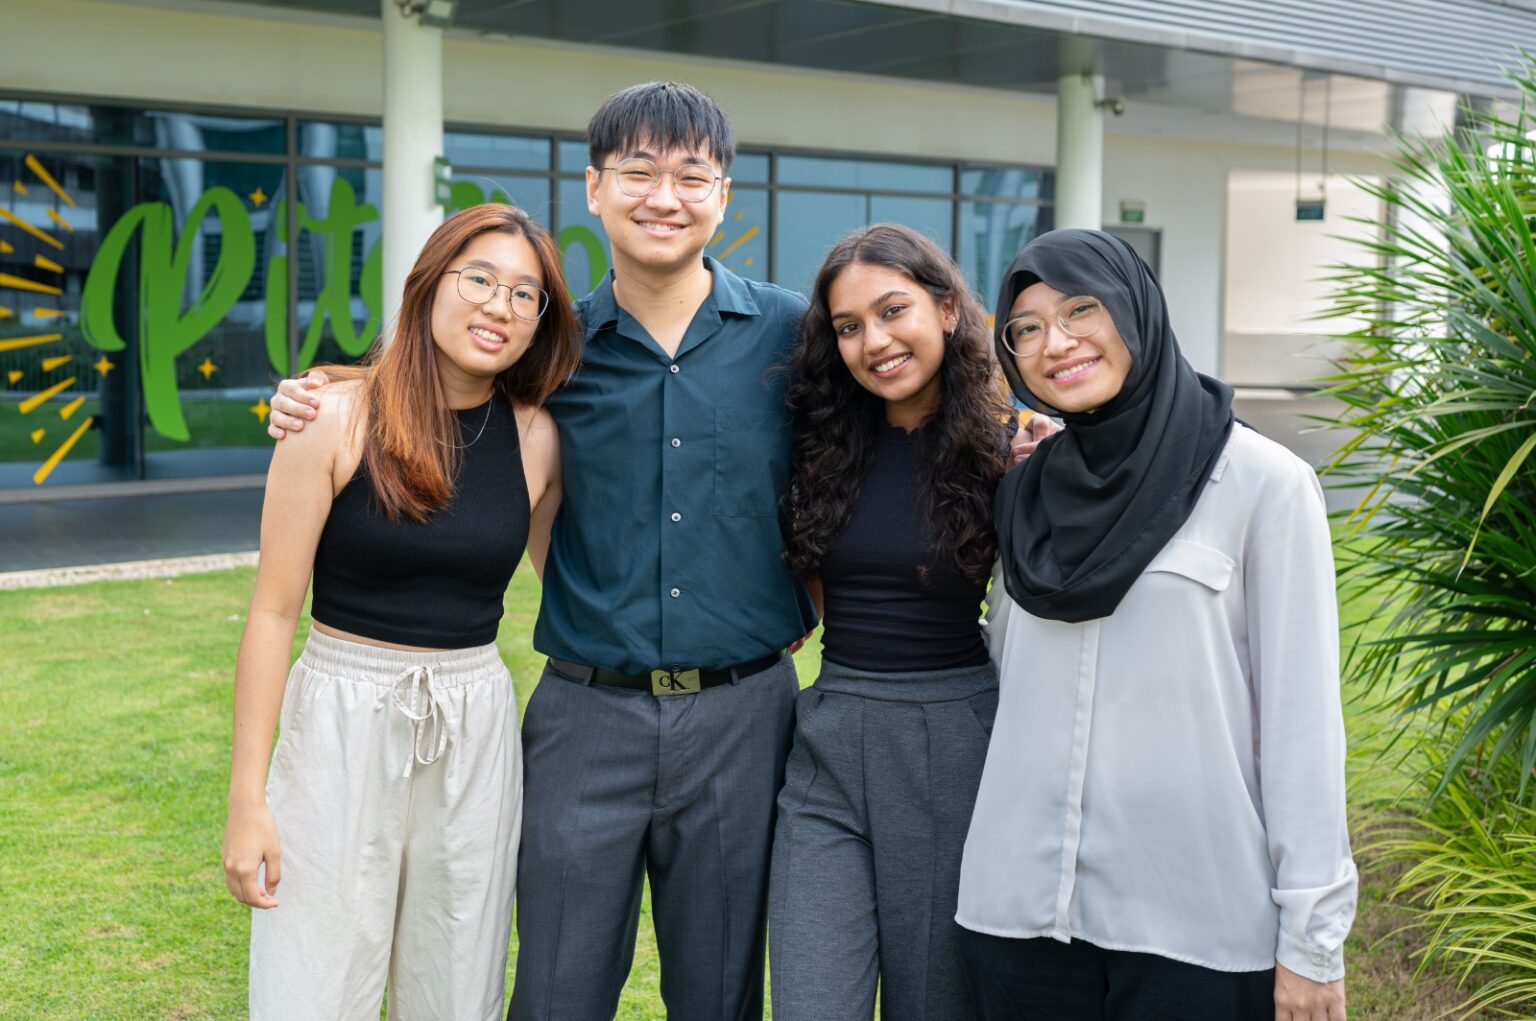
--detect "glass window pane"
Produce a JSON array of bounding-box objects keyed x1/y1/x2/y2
[
  {"x1": 960, "y1": 166, "x2": 1053, "y2": 202},
  {"x1": 445, "y1": 131, "x2": 550, "y2": 172},
  {"x1": 299, "y1": 120, "x2": 382, "y2": 162},
  {"x1": 445, "y1": 174, "x2": 552, "y2": 225},
  {"x1": 0, "y1": 100, "x2": 149, "y2": 147},
  {"x1": 289, "y1": 165, "x2": 385, "y2": 375},
  {"x1": 146, "y1": 111, "x2": 287, "y2": 156},
  {"x1": 868, "y1": 195, "x2": 953, "y2": 252},
  {"x1": 554, "y1": 177, "x2": 611, "y2": 298},
  {"x1": 0, "y1": 150, "x2": 140, "y2": 487},
  {"x1": 957, "y1": 199, "x2": 1053, "y2": 302},
  {"x1": 559, "y1": 140, "x2": 591, "y2": 173},
  {"x1": 777, "y1": 155, "x2": 951, "y2": 193},
  {"x1": 709, "y1": 187, "x2": 768, "y2": 282},
  {"x1": 773, "y1": 192, "x2": 868, "y2": 295},
  {"x1": 729, "y1": 152, "x2": 769, "y2": 184},
  {"x1": 133, "y1": 157, "x2": 288, "y2": 479}
]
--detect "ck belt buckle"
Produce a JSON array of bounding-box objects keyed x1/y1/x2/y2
[{"x1": 650, "y1": 667, "x2": 702, "y2": 696}]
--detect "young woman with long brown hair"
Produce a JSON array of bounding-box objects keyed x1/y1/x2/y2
[
  {"x1": 220, "y1": 203, "x2": 581, "y2": 1021},
  {"x1": 770, "y1": 223, "x2": 1018, "y2": 1020}
]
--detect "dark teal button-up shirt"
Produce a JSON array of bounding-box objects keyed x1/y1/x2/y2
[{"x1": 533, "y1": 257, "x2": 818, "y2": 673}]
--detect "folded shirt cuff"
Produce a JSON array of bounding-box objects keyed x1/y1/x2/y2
[{"x1": 1277, "y1": 927, "x2": 1345, "y2": 983}]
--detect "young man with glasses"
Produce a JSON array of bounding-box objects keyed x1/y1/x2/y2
[{"x1": 270, "y1": 81, "x2": 814, "y2": 1020}]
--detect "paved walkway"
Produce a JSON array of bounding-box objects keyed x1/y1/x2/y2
[{"x1": 0, "y1": 488, "x2": 262, "y2": 574}]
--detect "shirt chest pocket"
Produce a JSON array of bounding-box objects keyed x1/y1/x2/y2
[
  {"x1": 1143, "y1": 539, "x2": 1235, "y2": 592},
  {"x1": 713, "y1": 407, "x2": 791, "y2": 517}
]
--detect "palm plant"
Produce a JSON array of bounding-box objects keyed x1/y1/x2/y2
[
  {"x1": 1368, "y1": 745, "x2": 1536, "y2": 1017},
  {"x1": 1325, "y1": 64, "x2": 1536, "y2": 799}
]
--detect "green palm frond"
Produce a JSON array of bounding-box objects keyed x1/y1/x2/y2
[{"x1": 1325, "y1": 63, "x2": 1536, "y2": 798}]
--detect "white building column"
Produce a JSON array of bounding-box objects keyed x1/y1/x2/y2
[
  {"x1": 1055, "y1": 40, "x2": 1104, "y2": 231},
  {"x1": 381, "y1": 0, "x2": 444, "y2": 331}
]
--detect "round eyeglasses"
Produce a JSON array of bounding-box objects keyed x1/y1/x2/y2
[
  {"x1": 446, "y1": 269, "x2": 549, "y2": 321},
  {"x1": 1001, "y1": 296, "x2": 1106, "y2": 357},
  {"x1": 600, "y1": 157, "x2": 721, "y2": 202}
]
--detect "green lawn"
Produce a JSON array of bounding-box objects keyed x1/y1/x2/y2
[{"x1": 0, "y1": 563, "x2": 1481, "y2": 1020}]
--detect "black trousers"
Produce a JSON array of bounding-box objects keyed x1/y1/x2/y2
[{"x1": 957, "y1": 927, "x2": 1274, "y2": 1021}]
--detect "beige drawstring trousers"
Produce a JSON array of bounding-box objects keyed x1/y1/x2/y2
[{"x1": 249, "y1": 627, "x2": 522, "y2": 1021}]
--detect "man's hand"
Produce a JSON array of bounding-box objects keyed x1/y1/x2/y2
[
  {"x1": 1274, "y1": 962, "x2": 1346, "y2": 1021},
  {"x1": 266, "y1": 370, "x2": 332, "y2": 440},
  {"x1": 1010, "y1": 411, "x2": 1061, "y2": 466}
]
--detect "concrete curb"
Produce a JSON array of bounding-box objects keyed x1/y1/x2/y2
[{"x1": 0, "y1": 551, "x2": 260, "y2": 590}]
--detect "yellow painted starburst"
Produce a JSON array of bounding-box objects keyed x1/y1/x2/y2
[
  {"x1": 197, "y1": 357, "x2": 218, "y2": 379},
  {"x1": 249, "y1": 186, "x2": 268, "y2": 207},
  {"x1": 250, "y1": 398, "x2": 271, "y2": 420},
  {"x1": 94, "y1": 356, "x2": 115, "y2": 376}
]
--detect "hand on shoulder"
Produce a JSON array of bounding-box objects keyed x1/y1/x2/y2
[{"x1": 266, "y1": 369, "x2": 333, "y2": 440}]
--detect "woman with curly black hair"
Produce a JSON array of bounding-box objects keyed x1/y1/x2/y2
[{"x1": 768, "y1": 222, "x2": 1020, "y2": 1021}]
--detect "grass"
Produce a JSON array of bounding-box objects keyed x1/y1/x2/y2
[{"x1": 0, "y1": 561, "x2": 1483, "y2": 1020}]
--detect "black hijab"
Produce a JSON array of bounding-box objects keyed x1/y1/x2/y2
[{"x1": 992, "y1": 229, "x2": 1234, "y2": 623}]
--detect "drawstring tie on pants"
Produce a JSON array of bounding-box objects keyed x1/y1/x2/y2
[{"x1": 392, "y1": 665, "x2": 447, "y2": 777}]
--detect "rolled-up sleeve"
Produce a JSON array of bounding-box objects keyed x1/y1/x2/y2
[{"x1": 1244, "y1": 457, "x2": 1358, "y2": 982}]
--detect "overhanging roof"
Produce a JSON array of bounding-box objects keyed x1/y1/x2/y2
[{"x1": 236, "y1": 0, "x2": 1533, "y2": 135}]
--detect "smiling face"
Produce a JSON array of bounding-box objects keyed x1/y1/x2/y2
[
  {"x1": 429, "y1": 230, "x2": 544, "y2": 404},
  {"x1": 1009, "y1": 280, "x2": 1132, "y2": 413},
  {"x1": 586, "y1": 142, "x2": 729, "y2": 276},
  {"x1": 828, "y1": 261, "x2": 955, "y2": 430}
]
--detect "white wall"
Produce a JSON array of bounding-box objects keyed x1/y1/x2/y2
[
  {"x1": 1221, "y1": 172, "x2": 1381, "y2": 385},
  {"x1": 1100, "y1": 137, "x2": 1390, "y2": 372},
  {"x1": 1, "y1": 0, "x2": 1403, "y2": 374}
]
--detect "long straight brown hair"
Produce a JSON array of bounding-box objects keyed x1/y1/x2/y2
[{"x1": 350, "y1": 203, "x2": 581, "y2": 523}]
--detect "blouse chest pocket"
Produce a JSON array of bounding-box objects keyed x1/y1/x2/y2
[
  {"x1": 713, "y1": 407, "x2": 791, "y2": 517},
  {"x1": 1143, "y1": 539, "x2": 1235, "y2": 592}
]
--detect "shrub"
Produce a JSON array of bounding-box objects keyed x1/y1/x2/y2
[{"x1": 1325, "y1": 63, "x2": 1536, "y2": 796}]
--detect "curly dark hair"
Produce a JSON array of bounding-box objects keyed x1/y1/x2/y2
[{"x1": 781, "y1": 223, "x2": 1014, "y2": 585}]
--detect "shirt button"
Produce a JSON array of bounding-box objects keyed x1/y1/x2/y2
[
  {"x1": 670, "y1": 587, "x2": 681, "y2": 598},
  {"x1": 668, "y1": 363, "x2": 680, "y2": 374},
  {"x1": 670, "y1": 437, "x2": 681, "y2": 448},
  {"x1": 670, "y1": 512, "x2": 682, "y2": 522}
]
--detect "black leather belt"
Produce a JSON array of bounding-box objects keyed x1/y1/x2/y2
[{"x1": 548, "y1": 651, "x2": 784, "y2": 696}]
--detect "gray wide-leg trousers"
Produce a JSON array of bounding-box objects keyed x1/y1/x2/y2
[
  {"x1": 508, "y1": 656, "x2": 798, "y2": 1021},
  {"x1": 768, "y1": 660, "x2": 998, "y2": 1021}
]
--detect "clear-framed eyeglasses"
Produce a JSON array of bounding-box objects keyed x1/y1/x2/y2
[
  {"x1": 600, "y1": 157, "x2": 722, "y2": 202},
  {"x1": 445, "y1": 269, "x2": 549, "y2": 321},
  {"x1": 1000, "y1": 295, "x2": 1106, "y2": 357}
]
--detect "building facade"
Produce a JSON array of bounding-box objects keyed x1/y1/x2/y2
[{"x1": 1, "y1": 0, "x2": 1531, "y2": 495}]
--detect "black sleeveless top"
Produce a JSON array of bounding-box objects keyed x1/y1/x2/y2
[
  {"x1": 311, "y1": 396, "x2": 529, "y2": 648},
  {"x1": 819, "y1": 424, "x2": 990, "y2": 672}
]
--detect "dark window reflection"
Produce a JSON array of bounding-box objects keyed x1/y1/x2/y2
[{"x1": 777, "y1": 154, "x2": 952, "y2": 193}]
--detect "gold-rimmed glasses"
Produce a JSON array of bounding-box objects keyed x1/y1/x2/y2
[
  {"x1": 445, "y1": 269, "x2": 549, "y2": 321},
  {"x1": 599, "y1": 157, "x2": 721, "y2": 202},
  {"x1": 1001, "y1": 295, "x2": 1106, "y2": 357}
]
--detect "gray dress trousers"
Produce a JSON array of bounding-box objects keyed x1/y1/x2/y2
[
  {"x1": 509, "y1": 656, "x2": 798, "y2": 1021},
  {"x1": 768, "y1": 660, "x2": 998, "y2": 1021}
]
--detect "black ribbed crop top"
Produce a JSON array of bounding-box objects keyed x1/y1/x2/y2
[
  {"x1": 310, "y1": 396, "x2": 529, "y2": 648},
  {"x1": 819, "y1": 423, "x2": 990, "y2": 672}
]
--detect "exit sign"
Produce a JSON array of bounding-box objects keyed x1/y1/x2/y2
[{"x1": 1296, "y1": 199, "x2": 1326, "y2": 221}]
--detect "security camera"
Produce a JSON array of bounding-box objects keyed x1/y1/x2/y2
[{"x1": 1095, "y1": 97, "x2": 1127, "y2": 117}]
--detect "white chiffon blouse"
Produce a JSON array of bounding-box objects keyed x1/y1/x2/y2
[{"x1": 958, "y1": 424, "x2": 1357, "y2": 982}]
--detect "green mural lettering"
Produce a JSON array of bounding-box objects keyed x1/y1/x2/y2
[
  {"x1": 558, "y1": 225, "x2": 609, "y2": 295},
  {"x1": 263, "y1": 177, "x2": 384, "y2": 377},
  {"x1": 446, "y1": 180, "x2": 510, "y2": 214},
  {"x1": 81, "y1": 186, "x2": 255, "y2": 442}
]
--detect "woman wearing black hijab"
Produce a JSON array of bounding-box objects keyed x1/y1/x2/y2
[{"x1": 955, "y1": 229, "x2": 1356, "y2": 1021}]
